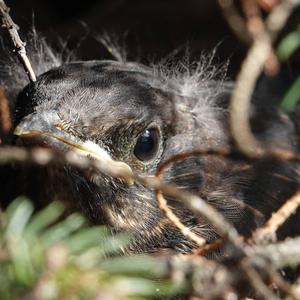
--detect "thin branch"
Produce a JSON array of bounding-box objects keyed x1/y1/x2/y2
[
  {"x1": 138, "y1": 176, "x2": 244, "y2": 251},
  {"x1": 0, "y1": 145, "x2": 243, "y2": 251},
  {"x1": 253, "y1": 237, "x2": 300, "y2": 269},
  {"x1": 258, "y1": 0, "x2": 281, "y2": 11},
  {"x1": 270, "y1": 272, "x2": 300, "y2": 300},
  {"x1": 167, "y1": 255, "x2": 235, "y2": 299},
  {"x1": 156, "y1": 191, "x2": 206, "y2": 247},
  {"x1": 153, "y1": 151, "x2": 244, "y2": 250},
  {"x1": 218, "y1": 0, "x2": 251, "y2": 44},
  {"x1": 3, "y1": 144, "x2": 300, "y2": 250},
  {"x1": 156, "y1": 149, "x2": 265, "y2": 220},
  {"x1": 252, "y1": 191, "x2": 300, "y2": 243},
  {"x1": 229, "y1": 0, "x2": 297, "y2": 158},
  {"x1": 0, "y1": 0, "x2": 36, "y2": 82},
  {"x1": 240, "y1": 259, "x2": 281, "y2": 300},
  {"x1": 241, "y1": 0, "x2": 280, "y2": 74},
  {"x1": 191, "y1": 239, "x2": 224, "y2": 256},
  {"x1": 2, "y1": 145, "x2": 300, "y2": 296},
  {"x1": 242, "y1": 0, "x2": 265, "y2": 37},
  {"x1": 176, "y1": 236, "x2": 300, "y2": 298},
  {"x1": 266, "y1": 0, "x2": 300, "y2": 39},
  {"x1": 230, "y1": 32, "x2": 272, "y2": 158}
]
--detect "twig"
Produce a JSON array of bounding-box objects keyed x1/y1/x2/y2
[
  {"x1": 156, "y1": 149, "x2": 265, "y2": 220},
  {"x1": 218, "y1": 0, "x2": 251, "y2": 44},
  {"x1": 3, "y1": 144, "x2": 300, "y2": 247},
  {"x1": 265, "y1": 0, "x2": 300, "y2": 73},
  {"x1": 0, "y1": 0, "x2": 36, "y2": 82},
  {"x1": 0, "y1": 145, "x2": 243, "y2": 250},
  {"x1": 252, "y1": 191, "x2": 300, "y2": 243},
  {"x1": 178, "y1": 236, "x2": 300, "y2": 298},
  {"x1": 241, "y1": 0, "x2": 280, "y2": 74},
  {"x1": 253, "y1": 236, "x2": 300, "y2": 269},
  {"x1": 265, "y1": 0, "x2": 300, "y2": 39},
  {"x1": 167, "y1": 255, "x2": 235, "y2": 299},
  {"x1": 153, "y1": 150, "x2": 244, "y2": 250},
  {"x1": 156, "y1": 191, "x2": 206, "y2": 247},
  {"x1": 229, "y1": 0, "x2": 297, "y2": 158},
  {"x1": 259, "y1": 0, "x2": 281, "y2": 11},
  {"x1": 230, "y1": 31, "x2": 272, "y2": 158},
  {"x1": 0, "y1": 86, "x2": 11, "y2": 134},
  {"x1": 270, "y1": 272, "x2": 300, "y2": 300},
  {"x1": 290, "y1": 279, "x2": 300, "y2": 300},
  {"x1": 191, "y1": 239, "x2": 224, "y2": 256},
  {"x1": 242, "y1": 0, "x2": 265, "y2": 37},
  {"x1": 2, "y1": 143, "x2": 300, "y2": 296},
  {"x1": 137, "y1": 175, "x2": 244, "y2": 251},
  {"x1": 240, "y1": 259, "x2": 281, "y2": 300}
]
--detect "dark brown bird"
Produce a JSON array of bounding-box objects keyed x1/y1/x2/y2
[{"x1": 2, "y1": 35, "x2": 300, "y2": 255}]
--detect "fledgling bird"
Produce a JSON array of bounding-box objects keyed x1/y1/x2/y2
[{"x1": 1, "y1": 35, "x2": 300, "y2": 255}]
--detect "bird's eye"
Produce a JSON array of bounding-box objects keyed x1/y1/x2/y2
[{"x1": 134, "y1": 128, "x2": 160, "y2": 161}]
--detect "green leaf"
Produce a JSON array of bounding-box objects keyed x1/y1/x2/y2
[
  {"x1": 98, "y1": 232, "x2": 129, "y2": 256},
  {"x1": 65, "y1": 226, "x2": 105, "y2": 254},
  {"x1": 6, "y1": 197, "x2": 34, "y2": 237},
  {"x1": 41, "y1": 213, "x2": 86, "y2": 248},
  {"x1": 277, "y1": 25, "x2": 300, "y2": 61},
  {"x1": 280, "y1": 75, "x2": 300, "y2": 112},
  {"x1": 0, "y1": 198, "x2": 180, "y2": 299},
  {"x1": 100, "y1": 255, "x2": 165, "y2": 277},
  {"x1": 25, "y1": 201, "x2": 65, "y2": 237},
  {"x1": 108, "y1": 277, "x2": 185, "y2": 297}
]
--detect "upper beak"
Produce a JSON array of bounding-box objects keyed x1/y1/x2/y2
[
  {"x1": 14, "y1": 111, "x2": 134, "y2": 185},
  {"x1": 14, "y1": 111, "x2": 83, "y2": 151}
]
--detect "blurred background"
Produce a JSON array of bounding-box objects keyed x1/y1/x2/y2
[
  {"x1": 4, "y1": 0, "x2": 249, "y2": 78},
  {"x1": 2, "y1": 0, "x2": 300, "y2": 106}
]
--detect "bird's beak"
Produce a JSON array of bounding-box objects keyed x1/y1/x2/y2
[
  {"x1": 14, "y1": 111, "x2": 134, "y2": 185},
  {"x1": 14, "y1": 111, "x2": 83, "y2": 151}
]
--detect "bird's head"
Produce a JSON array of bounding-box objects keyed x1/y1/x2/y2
[{"x1": 13, "y1": 60, "x2": 256, "y2": 253}]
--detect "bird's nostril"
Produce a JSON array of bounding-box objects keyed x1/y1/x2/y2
[
  {"x1": 55, "y1": 120, "x2": 72, "y2": 132},
  {"x1": 54, "y1": 124, "x2": 63, "y2": 131},
  {"x1": 16, "y1": 134, "x2": 51, "y2": 149},
  {"x1": 38, "y1": 141, "x2": 52, "y2": 149}
]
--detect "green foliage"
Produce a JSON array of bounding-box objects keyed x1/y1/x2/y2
[
  {"x1": 0, "y1": 198, "x2": 185, "y2": 300},
  {"x1": 277, "y1": 25, "x2": 300, "y2": 62},
  {"x1": 277, "y1": 25, "x2": 300, "y2": 112},
  {"x1": 280, "y1": 75, "x2": 300, "y2": 112}
]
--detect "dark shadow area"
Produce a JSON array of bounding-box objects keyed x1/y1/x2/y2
[{"x1": 5, "y1": 0, "x2": 248, "y2": 77}]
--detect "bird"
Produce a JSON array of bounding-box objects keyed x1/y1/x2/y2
[{"x1": 1, "y1": 34, "x2": 300, "y2": 255}]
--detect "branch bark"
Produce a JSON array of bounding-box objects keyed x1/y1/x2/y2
[
  {"x1": 0, "y1": 0, "x2": 36, "y2": 82},
  {"x1": 228, "y1": 0, "x2": 298, "y2": 158}
]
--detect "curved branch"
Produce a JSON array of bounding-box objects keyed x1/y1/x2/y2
[{"x1": 229, "y1": 0, "x2": 297, "y2": 158}]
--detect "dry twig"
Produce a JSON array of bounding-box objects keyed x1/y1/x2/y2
[
  {"x1": 240, "y1": 259, "x2": 281, "y2": 300},
  {"x1": 254, "y1": 237, "x2": 300, "y2": 269},
  {"x1": 241, "y1": 0, "x2": 280, "y2": 74},
  {"x1": 0, "y1": 0, "x2": 36, "y2": 82},
  {"x1": 242, "y1": 0, "x2": 265, "y2": 37},
  {"x1": 270, "y1": 272, "x2": 300, "y2": 300},
  {"x1": 1, "y1": 1, "x2": 300, "y2": 298},
  {"x1": 2, "y1": 144, "x2": 300, "y2": 249},
  {"x1": 155, "y1": 191, "x2": 206, "y2": 247},
  {"x1": 0, "y1": 145, "x2": 244, "y2": 251},
  {"x1": 229, "y1": 0, "x2": 297, "y2": 158},
  {"x1": 218, "y1": 0, "x2": 251, "y2": 43},
  {"x1": 252, "y1": 192, "x2": 300, "y2": 243},
  {"x1": 259, "y1": 0, "x2": 281, "y2": 11},
  {"x1": 191, "y1": 239, "x2": 224, "y2": 256}
]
